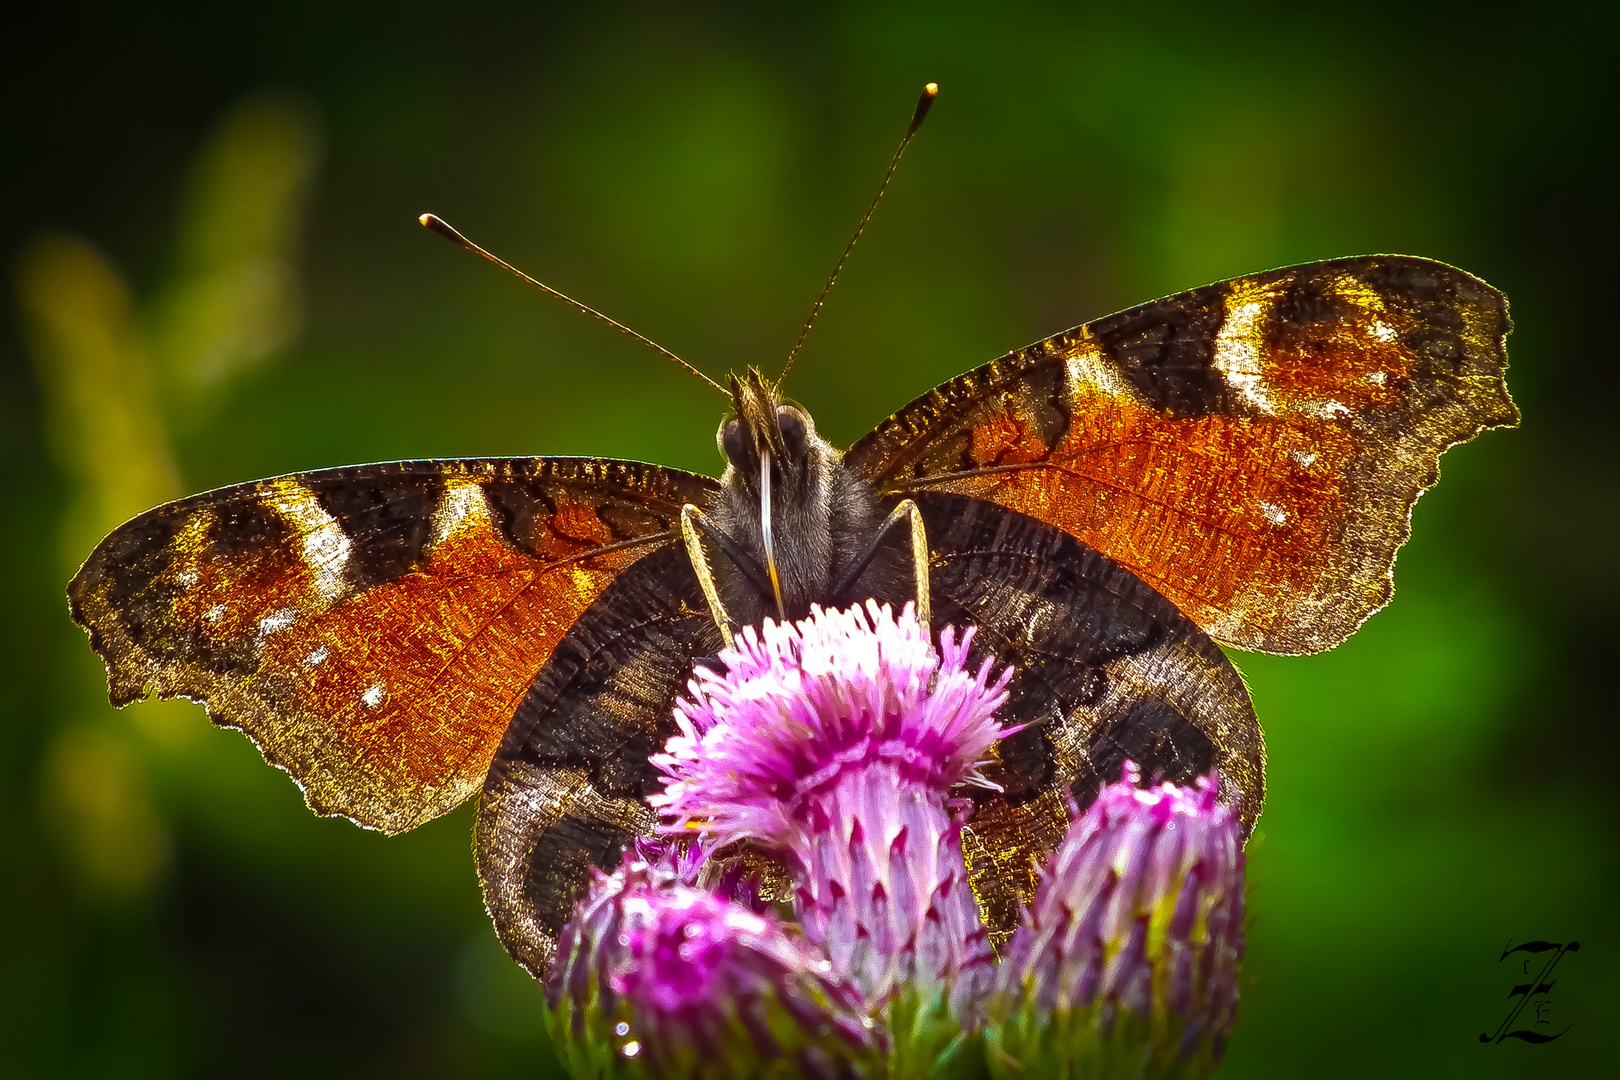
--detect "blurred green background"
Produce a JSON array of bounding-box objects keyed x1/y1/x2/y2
[{"x1": 3, "y1": 1, "x2": 1614, "y2": 1076}]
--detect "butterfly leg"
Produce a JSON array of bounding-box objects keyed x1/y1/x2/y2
[
  {"x1": 898, "y1": 499, "x2": 932, "y2": 627},
  {"x1": 681, "y1": 504, "x2": 737, "y2": 641},
  {"x1": 831, "y1": 498, "x2": 931, "y2": 627}
]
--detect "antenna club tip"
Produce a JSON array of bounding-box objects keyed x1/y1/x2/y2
[
  {"x1": 909, "y1": 83, "x2": 939, "y2": 133},
  {"x1": 419, "y1": 213, "x2": 470, "y2": 247}
]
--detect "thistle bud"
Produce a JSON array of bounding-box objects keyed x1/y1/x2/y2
[
  {"x1": 546, "y1": 853, "x2": 883, "y2": 1079},
  {"x1": 986, "y1": 765, "x2": 1245, "y2": 1079}
]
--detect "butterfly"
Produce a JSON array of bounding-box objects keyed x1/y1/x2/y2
[{"x1": 67, "y1": 88, "x2": 1517, "y2": 978}]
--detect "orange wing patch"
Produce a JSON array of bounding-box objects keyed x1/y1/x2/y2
[
  {"x1": 69, "y1": 458, "x2": 718, "y2": 833},
  {"x1": 847, "y1": 257, "x2": 1517, "y2": 654}
]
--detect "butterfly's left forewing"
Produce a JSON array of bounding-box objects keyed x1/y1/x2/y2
[{"x1": 69, "y1": 457, "x2": 718, "y2": 833}]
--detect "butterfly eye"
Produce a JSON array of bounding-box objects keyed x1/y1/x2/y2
[
  {"x1": 777, "y1": 406, "x2": 808, "y2": 461},
  {"x1": 721, "y1": 417, "x2": 747, "y2": 467}
]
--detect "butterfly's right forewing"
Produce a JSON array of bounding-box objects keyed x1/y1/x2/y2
[{"x1": 850, "y1": 256, "x2": 1516, "y2": 654}]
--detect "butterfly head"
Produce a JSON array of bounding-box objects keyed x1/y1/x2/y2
[
  {"x1": 711, "y1": 368, "x2": 851, "y2": 623},
  {"x1": 718, "y1": 368, "x2": 817, "y2": 477}
]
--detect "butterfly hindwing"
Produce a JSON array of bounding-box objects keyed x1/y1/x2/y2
[
  {"x1": 919, "y1": 493, "x2": 1261, "y2": 939},
  {"x1": 847, "y1": 256, "x2": 1518, "y2": 654},
  {"x1": 476, "y1": 543, "x2": 721, "y2": 976},
  {"x1": 68, "y1": 457, "x2": 718, "y2": 834},
  {"x1": 476, "y1": 493, "x2": 1260, "y2": 972}
]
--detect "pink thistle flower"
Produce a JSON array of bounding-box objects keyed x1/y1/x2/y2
[
  {"x1": 651, "y1": 602, "x2": 1009, "y2": 1003},
  {"x1": 651, "y1": 602, "x2": 1011, "y2": 1074},
  {"x1": 652, "y1": 601, "x2": 1010, "y2": 852}
]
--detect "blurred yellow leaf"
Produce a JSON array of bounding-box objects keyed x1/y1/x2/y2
[
  {"x1": 16, "y1": 235, "x2": 181, "y2": 566},
  {"x1": 39, "y1": 724, "x2": 171, "y2": 901},
  {"x1": 150, "y1": 91, "x2": 322, "y2": 417},
  {"x1": 15, "y1": 91, "x2": 321, "y2": 906}
]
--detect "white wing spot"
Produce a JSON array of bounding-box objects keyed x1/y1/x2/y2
[
  {"x1": 1302, "y1": 399, "x2": 1350, "y2": 420},
  {"x1": 1367, "y1": 370, "x2": 1387, "y2": 386},
  {"x1": 1370, "y1": 320, "x2": 1398, "y2": 343},
  {"x1": 205, "y1": 604, "x2": 226, "y2": 622},
  {"x1": 1065, "y1": 341, "x2": 1137, "y2": 401},
  {"x1": 1261, "y1": 501, "x2": 1288, "y2": 525},
  {"x1": 1212, "y1": 296, "x2": 1279, "y2": 414},
  {"x1": 176, "y1": 569, "x2": 199, "y2": 589},
  {"x1": 431, "y1": 478, "x2": 493, "y2": 548},
  {"x1": 304, "y1": 646, "x2": 330, "y2": 667},
  {"x1": 266, "y1": 481, "x2": 351, "y2": 603},
  {"x1": 361, "y1": 683, "x2": 386, "y2": 709},
  {"x1": 258, "y1": 608, "x2": 297, "y2": 637},
  {"x1": 1290, "y1": 450, "x2": 1317, "y2": 468}
]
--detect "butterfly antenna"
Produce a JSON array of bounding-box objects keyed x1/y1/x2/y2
[
  {"x1": 777, "y1": 82, "x2": 937, "y2": 389},
  {"x1": 418, "y1": 213, "x2": 727, "y2": 396}
]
